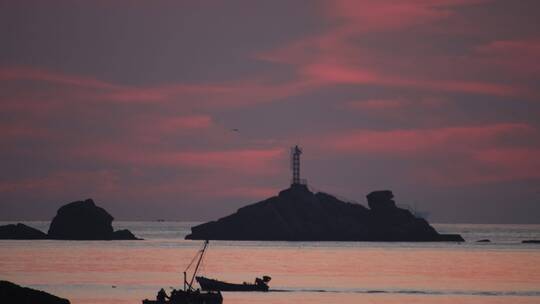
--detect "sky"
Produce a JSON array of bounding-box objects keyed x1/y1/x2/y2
[{"x1": 1, "y1": 0, "x2": 539, "y2": 223}]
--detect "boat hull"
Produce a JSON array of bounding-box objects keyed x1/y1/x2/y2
[
  {"x1": 142, "y1": 290, "x2": 222, "y2": 304},
  {"x1": 196, "y1": 276, "x2": 269, "y2": 292}
]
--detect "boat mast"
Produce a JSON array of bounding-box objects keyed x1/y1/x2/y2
[{"x1": 189, "y1": 240, "x2": 209, "y2": 290}]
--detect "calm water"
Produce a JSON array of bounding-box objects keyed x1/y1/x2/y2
[{"x1": 1, "y1": 222, "x2": 539, "y2": 304}]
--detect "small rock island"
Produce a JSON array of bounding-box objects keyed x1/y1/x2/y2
[
  {"x1": 48, "y1": 199, "x2": 140, "y2": 240},
  {"x1": 187, "y1": 146, "x2": 463, "y2": 242},
  {"x1": 0, "y1": 199, "x2": 140, "y2": 240}
]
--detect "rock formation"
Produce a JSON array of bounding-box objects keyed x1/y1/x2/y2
[
  {"x1": 522, "y1": 240, "x2": 540, "y2": 244},
  {"x1": 0, "y1": 223, "x2": 47, "y2": 239},
  {"x1": 0, "y1": 199, "x2": 140, "y2": 240},
  {"x1": 186, "y1": 185, "x2": 464, "y2": 242},
  {"x1": 0, "y1": 280, "x2": 70, "y2": 304},
  {"x1": 48, "y1": 199, "x2": 114, "y2": 240},
  {"x1": 48, "y1": 199, "x2": 140, "y2": 240},
  {"x1": 112, "y1": 229, "x2": 139, "y2": 240}
]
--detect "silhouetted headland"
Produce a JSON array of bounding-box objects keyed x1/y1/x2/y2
[
  {"x1": 0, "y1": 280, "x2": 70, "y2": 304},
  {"x1": 186, "y1": 184, "x2": 464, "y2": 242},
  {"x1": 0, "y1": 199, "x2": 140, "y2": 240},
  {"x1": 522, "y1": 240, "x2": 540, "y2": 244}
]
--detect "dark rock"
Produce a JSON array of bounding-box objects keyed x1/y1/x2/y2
[
  {"x1": 48, "y1": 198, "x2": 139, "y2": 240},
  {"x1": 0, "y1": 280, "x2": 70, "y2": 304},
  {"x1": 0, "y1": 223, "x2": 47, "y2": 239},
  {"x1": 367, "y1": 190, "x2": 397, "y2": 211},
  {"x1": 112, "y1": 229, "x2": 142, "y2": 240},
  {"x1": 522, "y1": 240, "x2": 540, "y2": 244},
  {"x1": 48, "y1": 199, "x2": 113, "y2": 240},
  {"x1": 476, "y1": 239, "x2": 491, "y2": 243},
  {"x1": 186, "y1": 185, "x2": 464, "y2": 242}
]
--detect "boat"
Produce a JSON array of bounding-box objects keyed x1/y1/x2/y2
[
  {"x1": 142, "y1": 240, "x2": 223, "y2": 304},
  {"x1": 142, "y1": 289, "x2": 222, "y2": 304},
  {"x1": 196, "y1": 275, "x2": 271, "y2": 292}
]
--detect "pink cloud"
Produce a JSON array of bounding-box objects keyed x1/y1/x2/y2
[
  {"x1": 414, "y1": 146, "x2": 540, "y2": 186},
  {"x1": 309, "y1": 122, "x2": 540, "y2": 186},
  {"x1": 344, "y1": 98, "x2": 446, "y2": 112},
  {"x1": 346, "y1": 99, "x2": 406, "y2": 110},
  {"x1": 155, "y1": 149, "x2": 286, "y2": 173},
  {"x1": 0, "y1": 170, "x2": 120, "y2": 195},
  {"x1": 474, "y1": 39, "x2": 540, "y2": 75},
  {"x1": 1, "y1": 66, "x2": 315, "y2": 109},
  {"x1": 324, "y1": 0, "x2": 462, "y2": 32},
  {"x1": 320, "y1": 123, "x2": 534, "y2": 155},
  {"x1": 0, "y1": 144, "x2": 287, "y2": 203},
  {"x1": 72, "y1": 144, "x2": 286, "y2": 175},
  {"x1": 121, "y1": 114, "x2": 216, "y2": 145},
  {"x1": 102, "y1": 174, "x2": 281, "y2": 202},
  {"x1": 257, "y1": 0, "x2": 535, "y2": 99},
  {"x1": 0, "y1": 122, "x2": 51, "y2": 141},
  {"x1": 414, "y1": 79, "x2": 523, "y2": 96},
  {"x1": 301, "y1": 63, "x2": 525, "y2": 96},
  {"x1": 301, "y1": 63, "x2": 379, "y2": 84},
  {"x1": 0, "y1": 66, "x2": 118, "y2": 89},
  {"x1": 476, "y1": 39, "x2": 540, "y2": 58},
  {"x1": 0, "y1": 166, "x2": 280, "y2": 208},
  {"x1": 473, "y1": 147, "x2": 540, "y2": 180},
  {"x1": 159, "y1": 182, "x2": 271, "y2": 199},
  {"x1": 154, "y1": 115, "x2": 213, "y2": 131}
]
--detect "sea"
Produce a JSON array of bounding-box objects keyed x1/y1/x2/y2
[{"x1": 1, "y1": 221, "x2": 539, "y2": 304}]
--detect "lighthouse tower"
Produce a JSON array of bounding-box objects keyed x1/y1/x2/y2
[{"x1": 290, "y1": 145, "x2": 305, "y2": 186}]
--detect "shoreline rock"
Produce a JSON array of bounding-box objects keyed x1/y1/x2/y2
[
  {"x1": 0, "y1": 280, "x2": 70, "y2": 304},
  {"x1": 186, "y1": 185, "x2": 464, "y2": 242},
  {"x1": 112, "y1": 229, "x2": 141, "y2": 240},
  {"x1": 0, "y1": 223, "x2": 47, "y2": 239}
]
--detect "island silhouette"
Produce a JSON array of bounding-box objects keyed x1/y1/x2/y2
[
  {"x1": 187, "y1": 146, "x2": 464, "y2": 242},
  {"x1": 0, "y1": 199, "x2": 140, "y2": 240},
  {"x1": 186, "y1": 184, "x2": 463, "y2": 242}
]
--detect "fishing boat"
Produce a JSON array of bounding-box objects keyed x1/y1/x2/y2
[
  {"x1": 142, "y1": 241, "x2": 223, "y2": 304},
  {"x1": 196, "y1": 275, "x2": 271, "y2": 292}
]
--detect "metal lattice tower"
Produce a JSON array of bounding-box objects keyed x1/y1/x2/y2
[{"x1": 290, "y1": 145, "x2": 302, "y2": 185}]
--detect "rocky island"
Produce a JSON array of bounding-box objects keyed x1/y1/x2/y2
[
  {"x1": 0, "y1": 199, "x2": 140, "y2": 240},
  {"x1": 186, "y1": 184, "x2": 464, "y2": 242},
  {"x1": 48, "y1": 199, "x2": 140, "y2": 240},
  {"x1": 188, "y1": 146, "x2": 463, "y2": 242}
]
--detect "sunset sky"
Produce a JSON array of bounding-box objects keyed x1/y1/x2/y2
[{"x1": 1, "y1": 0, "x2": 539, "y2": 223}]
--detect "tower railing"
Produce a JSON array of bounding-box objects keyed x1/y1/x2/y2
[{"x1": 290, "y1": 145, "x2": 304, "y2": 186}]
